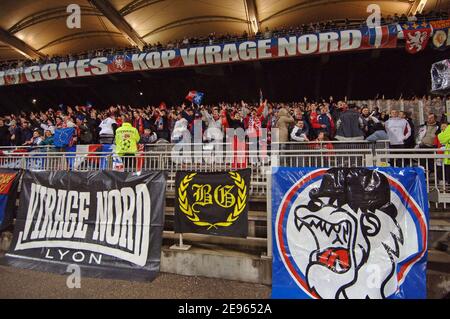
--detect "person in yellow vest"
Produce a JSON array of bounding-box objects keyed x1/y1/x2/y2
[
  {"x1": 438, "y1": 122, "x2": 450, "y2": 186},
  {"x1": 115, "y1": 117, "x2": 140, "y2": 171}
]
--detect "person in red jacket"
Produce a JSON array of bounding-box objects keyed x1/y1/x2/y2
[
  {"x1": 244, "y1": 100, "x2": 266, "y2": 163},
  {"x1": 133, "y1": 111, "x2": 145, "y2": 135},
  {"x1": 244, "y1": 100, "x2": 266, "y2": 139},
  {"x1": 309, "y1": 104, "x2": 326, "y2": 138}
]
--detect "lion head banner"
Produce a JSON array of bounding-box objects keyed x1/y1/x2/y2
[
  {"x1": 272, "y1": 167, "x2": 428, "y2": 299},
  {"x1": 174, "y1": 169, "x2": 250, "y2": 238}
]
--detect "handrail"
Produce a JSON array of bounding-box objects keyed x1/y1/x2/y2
[{"x1": 0, "y1": 140, "x2": 390, "y2": 150}]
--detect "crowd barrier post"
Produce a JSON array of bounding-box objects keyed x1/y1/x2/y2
[
  {"x1": 169, "y1": 233, "x2": 191, "y2": 251},
  {"x1": 264, "y1": 169, "x2": 272, "y2": 259}
]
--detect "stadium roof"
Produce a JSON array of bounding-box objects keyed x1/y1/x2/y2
[{"x1": 0, "y1": 0, "x2": 446, "y2": 61}]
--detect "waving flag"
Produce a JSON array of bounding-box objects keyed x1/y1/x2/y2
[
  {"x1": 362, "y1": 25, "x2": 398, "y2": 49},
  {"x1": 402, "y1": 22, "x2": 433, "y2": 54},
  {"x1": 65, "y1": 144, "x2": 103, "y2": 170},
  {"x1": 54, "y1": 127, "x2": 75, "y2": 148},
  {"x1": 186, "y1": 91, "x2": 204, "y2": 105},
  {"x1": 107, "y1": 54, "x2": 133, "y2": 72},
  {"x1": 0, "y1": 169, "x2": 20, "y2": 231},
  {"x1": 430, "y1": 19, "x2": 450, "y2": 50}
]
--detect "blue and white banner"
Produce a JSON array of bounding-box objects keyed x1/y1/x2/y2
[
  {"x1": 272, "y1": 167, "x2": 429, "y2": 299},
  {"x1": 0, "y1": 24, "x2": 401, "y2": 86}
]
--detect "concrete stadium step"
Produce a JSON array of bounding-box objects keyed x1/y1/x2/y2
[
  {"x1": 430, "y1": 219, "x2": 450, "y2": 232},
  {"x1": 163, "y1": 230, "x2": 267, "y2": 250},
  {"x1": 428, "y1": 249, "x2": 450, "y2": 269},
  {"x1": 1, "y1": 233, "x2": 449, "y2": 295},
  {"x1": 160, "y1": 244, "x2": 271, "y2": 285}
]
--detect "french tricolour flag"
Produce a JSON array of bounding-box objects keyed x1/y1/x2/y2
[
  {"x1": 363, "y1": 25, "x2": 398, "y2": 49},
  {"x1": 185, "y1": 91, "x2": 198, "y2": 102},
  {"x1": 66, "y1": 144, "x2": 110, "y2": 170}
]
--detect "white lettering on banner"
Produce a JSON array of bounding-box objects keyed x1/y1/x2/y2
[
  {"x1": 239, "y1": 41, "x2": 257, "y2": 60},
  {"x1": 145, "y1": 52, "x2": 162, "y2": 69},
  {"x1": 53, "y1": 190, "x2": 67, "y2": 239},
  {"x1": 106, "y1": 189, "x2": 122, "y2": 245},
  {"x1": 45, "y1": 249, "x2": 102, "y2": 265},
  {"x1": 90, "y1": 57, "x2": 108, "y2": 75},
  {"x1": 30, "y1": 185, "x2": 47, "y2": 240},
  {"x1": 298, "y1": 34, "x2": 318, "y2": 54},
  {"x1": 74, "y1": 192, "x2": 89, "y2": 238},
  {"x1": 278, "y1": 36, "x2": 297, "y2": 57},
  {"x1": 340, "y1": 30, "x2": 362, "y2": 50},
  {"x1": 22, "y1": 183, "x2": 39, "y2": 241},
  {"x1": 180, "y1": 48, "x2": 197, "y2": 65},
  {"x1": 222, "y1": 43, "x2": 239, "y2": 62},
  {"x1": 15, "y1": 183, "x2": 152, "y2": 267},
  {"x1": 319, "y1": 32, "x2": 340, "y2": 53},
  {"x1": 41, "y1": 63, "x2": 59, "y2": 80},
  {"x1": 161, "y1": 50, "x2": 176, "y2": 67},
  {"x1": 24, "y1": 66, "x2": 42, "y2": 82},
  {"x1": 0, "y1": 27, "x2": 396, "y2": 86},
  {"x1": 58, "y1": 61, "x2": 77, "y2": 79},
  {"x1": 39, "y1": 187, "x2": 56, "y2": 239},
  {"x1": 196, "y1": 47, "x2": 205, "y2": 64},
  {"x1": 258, "y1": 39, "x2": 272, "y2": 59},
  {"x1": 205, "y1": 45, "x2": 222, "y2": 64},
  {"x1": 76, "y1": 59, "x2": 91, "y2": 76},
  {"x1": 132, "y1": 53, "x2": 149, "y2": 70},
  {"x1": 119, "y1": 187, "x2": 135, "y2": 250},
  {"x1": 62, "y1": 191, "x2": 78, "y2": 239}
]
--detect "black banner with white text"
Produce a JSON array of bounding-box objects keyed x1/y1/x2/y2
[{"x1": 2, "y1": 170, "x2": 166, "y2": 281}]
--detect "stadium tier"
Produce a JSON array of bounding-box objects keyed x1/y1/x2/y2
[{"x1": 0, "y1": 0, "x2": 449, "y2": 302}]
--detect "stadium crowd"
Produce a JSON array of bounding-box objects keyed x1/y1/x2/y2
[
  {"x1": 0, "y1": 97, "x2": 448, "y2": 151},
  {"x1": 0, "y1": 9, "x2": 447, "y2": 72}
]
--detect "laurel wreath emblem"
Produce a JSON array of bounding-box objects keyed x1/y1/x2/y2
[{"x1": 178, "y1": 172, "x2": 247, "y2": 229}]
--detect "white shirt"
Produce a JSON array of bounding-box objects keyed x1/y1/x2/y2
[
  {"x1": 99, "y1": 117, "x2": 116, "y2": 135},
  {"x1": 385, "y1": 117, "x2": 411, "y2": 145},
  {"x1": 172, "y1": 118, "x2": 188, "y2": 139},
  {"x1": 40, "y1": 123, "x2": 55, "y2": 134},
  {"x1": 291, "y1": 126, "x2": 308, "y2": 142}
]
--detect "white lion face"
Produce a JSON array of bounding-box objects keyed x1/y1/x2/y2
[
  {"x1": 295, "y1": 199, "x2": 376, "y2": 298},
  {"x1": 279, "y1": 168, "x2": 426, "y2": 299}
]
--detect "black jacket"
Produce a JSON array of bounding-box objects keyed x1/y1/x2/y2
[{"x1": 0, "y1": 125, "x2": 10, "y2": 146}]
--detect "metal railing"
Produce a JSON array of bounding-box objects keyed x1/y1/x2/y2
[
  {"x1": 1, "y1": 141, "x2": 448, "y2": 204},
  {"x1": 1, "y1": 142, "x2": 449, "y2": 257}
]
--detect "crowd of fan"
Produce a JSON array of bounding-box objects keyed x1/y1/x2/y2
[
  {"x1": 0, "y1": 9, "x2": 447, "y2": 72},
  {"x1": 0, "y1": 97, "x2": 447, "y2": 152}
]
